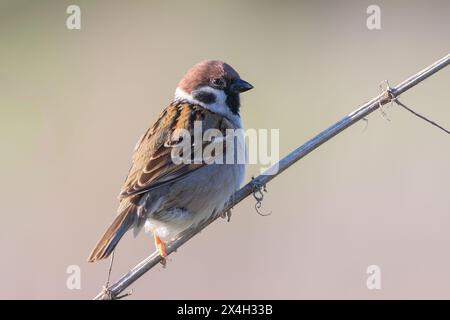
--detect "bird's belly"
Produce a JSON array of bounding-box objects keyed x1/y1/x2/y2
[{"x1": 144, "y1": 163, "x2": 245, "y2": 241}]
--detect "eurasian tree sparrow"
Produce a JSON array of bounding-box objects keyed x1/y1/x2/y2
[{"x1": 88, "y1": 60, "x2": 253, "y2": 262}]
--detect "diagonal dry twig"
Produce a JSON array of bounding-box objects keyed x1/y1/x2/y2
[
  {"x1": 94, "y1": 53, "x2": 450, "y2": 300},
  {"x1": 394, "y1": 98, "x2": 450, "y2": 135}
]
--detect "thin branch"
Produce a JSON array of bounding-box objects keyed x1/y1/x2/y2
[{"x1": 94, "y1": 53, "x2": 450, "y2": 300}]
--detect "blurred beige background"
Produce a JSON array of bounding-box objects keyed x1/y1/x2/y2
[{"x1": 1, "y1": 0, "x2": 449, "y2": 299}]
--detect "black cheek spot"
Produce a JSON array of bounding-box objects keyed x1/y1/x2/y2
[{"x1": 192, "y1": 91, "x2": 216, "y2": 104}]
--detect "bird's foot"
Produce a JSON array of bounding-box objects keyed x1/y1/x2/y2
[
  {"x1": 221, "y1": 209, "x2": 232, "y2": 222},
  {"x1": 154, "y1": 234, "x2": 168, "y2": 267}
]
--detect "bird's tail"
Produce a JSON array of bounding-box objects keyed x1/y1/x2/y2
[{"x1": 87, "y1": 206, "x2": 136, "y2": 263}]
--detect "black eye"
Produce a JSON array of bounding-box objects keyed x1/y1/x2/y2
[{"x1": 211, "y1": 78, "x2": 226, "y2": 88}]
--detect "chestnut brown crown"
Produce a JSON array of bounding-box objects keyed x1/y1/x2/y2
[{"x1": 176, "y1": 60, "x2": 253, "y2": 115}]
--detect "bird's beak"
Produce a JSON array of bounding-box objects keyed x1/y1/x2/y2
[{"x1": 230, "y1": 79, "x2": 254, "y2": 93}]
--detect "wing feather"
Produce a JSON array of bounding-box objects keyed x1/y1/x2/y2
[{"x1": 119, "y1": 102, "x2": 231, "y2": 199}]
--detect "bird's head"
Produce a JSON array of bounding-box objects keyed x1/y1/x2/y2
[{"x1": 175, "y1": 60, "x2": 253, "y2": 119}]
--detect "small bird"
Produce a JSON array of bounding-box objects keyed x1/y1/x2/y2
[{"x1": 87, "y1": 60, "x2": 253, "y2": 262}]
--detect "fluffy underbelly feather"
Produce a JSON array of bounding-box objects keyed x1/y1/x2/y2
[{"x1": 143, "y1": 163, "x2": 245, "y2": 241}]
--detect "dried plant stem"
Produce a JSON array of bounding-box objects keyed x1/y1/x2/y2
[{"x1": 94, "y1": 53, "x2": 450, "y2": 300}]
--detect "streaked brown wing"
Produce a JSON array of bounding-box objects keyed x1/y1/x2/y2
[{"x1": 119, "y1": 101, "x2": 229, "y2": 199}]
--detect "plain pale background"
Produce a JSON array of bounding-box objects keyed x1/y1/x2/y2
[{"x1": 1, "y1": 0, "x2": 449, "y2": 299}]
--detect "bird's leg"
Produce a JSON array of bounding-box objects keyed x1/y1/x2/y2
[{"x1": 154, "y1": 234, "x2": 167, "y2": 258}]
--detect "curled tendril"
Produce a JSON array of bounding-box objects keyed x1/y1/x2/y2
[
  {"x1": 378, "y1": 80, "x2": 394, "y2": 121},
  {"x1": 251, "y1": 177, "x2": 271, "y2": 217},
  {"x1": 101, "y1": 286, "x2": 113, "y2": 300},
  {"x1": 115, "y1": 290, "x2": 133, "y2": 300}
]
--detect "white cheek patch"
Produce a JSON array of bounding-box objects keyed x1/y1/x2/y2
[
  {"x1": 175, "y1": 87, "x2": 225, "y2": 111},
  {"x1": 174, "y1": 87, "x2": 242, "y2": 128},
  {"x1": 192, "y1": 86, "x2": 227, "y2": 114}
]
